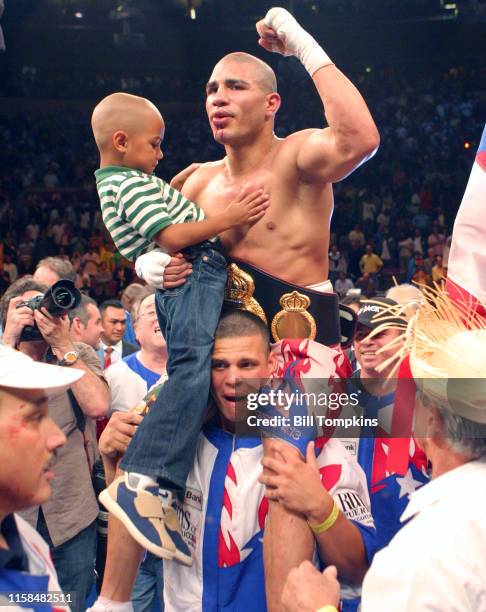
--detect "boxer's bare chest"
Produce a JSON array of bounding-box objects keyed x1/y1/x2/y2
[
  {"x1": 182, "y1": 150, "x2": 332, "y2": 282},
  {"x1": 195, "y1": 162, "x2": 299, "y2": 250}
]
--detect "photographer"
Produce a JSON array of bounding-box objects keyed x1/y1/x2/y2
[{"x1": 0, "y1": 277, "x2": 110, "y2": 612}]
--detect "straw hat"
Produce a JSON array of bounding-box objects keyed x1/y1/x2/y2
[{"x1": 370, "y1": 286, "x2": 486, "y2": 423}]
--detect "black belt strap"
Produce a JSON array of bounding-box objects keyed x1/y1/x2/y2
[{"x1": 230, "y1": 260, "x2": 357, "y2": 348}]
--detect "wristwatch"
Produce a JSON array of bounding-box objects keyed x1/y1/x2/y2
[{"x1": 58, "y1": 350, "x2": 79, "y2": 366}]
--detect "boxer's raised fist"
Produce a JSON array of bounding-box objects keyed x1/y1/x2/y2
[
  {"x1": 256, "y1": 10, "x2": 292, "y2": 56},
  {"x1": 261, "y1": 7, "x2": 300, "y2": 57},
  {"x1": 256, "y1": 7, "x2": 332, "y2": 76}
]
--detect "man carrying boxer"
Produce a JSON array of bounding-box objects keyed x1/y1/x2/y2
[{"x1": 91, "y1": 310, "x2": 373, "y2": 612}]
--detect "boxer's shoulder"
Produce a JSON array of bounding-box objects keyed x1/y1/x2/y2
[
  {"x1": 192, "y1": 159, "x2": 226, "y2": 181},
  {"x1": 182, "y1": 159, "x2": 225, "y2": 199},
  {"x1": 271, "y1": 129, "x2": 326, "y2": 164},
  {"x1": 280, "y1": 128, "x2": 328, "y2": 152}
]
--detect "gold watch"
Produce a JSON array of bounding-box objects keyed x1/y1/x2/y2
[{"x1": 58, "y1": 350, "x2": 79, "y2": 366}]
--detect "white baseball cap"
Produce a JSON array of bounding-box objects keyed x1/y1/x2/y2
[{"x1": 0, "y1": 345, "x2": 84, "y2": 392}]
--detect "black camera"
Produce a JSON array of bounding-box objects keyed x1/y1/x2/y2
[{"x1": 16, "y1": 279, "x2": 82, "y2": 342}]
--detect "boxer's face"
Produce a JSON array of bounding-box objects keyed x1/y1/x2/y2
[
  {"x1": 210, "y1": 334, "x2": 276, "y2": 429},
  {"x1": 205, "y1": 60, "x2": 277, "y2": 145}
]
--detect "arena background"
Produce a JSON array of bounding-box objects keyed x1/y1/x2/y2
[{"x1": 0, "y1": 0, "x2": 485, "y2": 296}]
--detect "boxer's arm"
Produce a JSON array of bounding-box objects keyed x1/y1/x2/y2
[
  {"x1": 260, "y1": 440, "x2": 368, "y2": 584},
  {"x1": 258, "y1": 8, "x2": 379, "y2": 184},
  {"x1": 178, "y1": 161, "x2": 213, "y2": 201},
  {"x1": 295, "y1": 65, "x2": 379, "y2": 183},
  {"x1": 262, "y1": 438, "x2": 314, "y2": 612},
  {"x1": 310, "y1": 503, "x2": 368, "y2": 585}
]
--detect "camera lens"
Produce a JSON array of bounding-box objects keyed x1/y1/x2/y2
[{"x1": 52, "y1": 287, "x2": 77, "y2": 309}]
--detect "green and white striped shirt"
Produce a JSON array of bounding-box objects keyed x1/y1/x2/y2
[{"x1": 95, "y1": 166, "x2": 206, "y2": 261}]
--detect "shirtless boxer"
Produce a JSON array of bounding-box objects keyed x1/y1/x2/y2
[
  {"x1": 144, "y1": 10, "x2": 379, "y2": 291},
  {"x1": 98, "y1": 7, "x2": 379, "y2": 611}
]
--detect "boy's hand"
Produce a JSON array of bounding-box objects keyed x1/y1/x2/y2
[{"x1": 224, "y1": 188, "x2": 270, "y2": 227}]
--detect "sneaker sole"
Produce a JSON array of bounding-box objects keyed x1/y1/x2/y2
[{"x1": 99, "y1": 489, "x2": 176, "y2": 561}]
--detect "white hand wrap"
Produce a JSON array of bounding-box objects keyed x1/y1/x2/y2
[
  {"x1": 264, "y1": 7, "x2": 333, "y2": 76},
  {"x1": 134, "y1": 250, "x2": 171, "y2": 289}
]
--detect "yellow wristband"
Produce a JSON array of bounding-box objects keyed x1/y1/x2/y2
[
  {"x1": 307, "y1": 500, "x2": 340, "y2": 534},
  {"x1": 316, "y1": 607, "x2": 338, "y2": 612}
]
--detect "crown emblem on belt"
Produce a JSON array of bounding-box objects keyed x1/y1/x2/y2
[
  {"x1": 225, "y1": 263, "x2": 268, "y2": 324},
  {"x1": 271, "y1": 291, "x2": 317, "y2": 342},
  {"x1": 278, "y1": 291, "x2": 311, "y2": 312}
]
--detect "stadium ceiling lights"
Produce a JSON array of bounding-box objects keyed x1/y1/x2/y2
[{"x1": 173, "y1": 0, "x2": 203, "y2": 19}]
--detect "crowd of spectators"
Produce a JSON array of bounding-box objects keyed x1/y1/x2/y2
[{"x1": 0, "y1": 67, "x2": 192, "y2": 102}]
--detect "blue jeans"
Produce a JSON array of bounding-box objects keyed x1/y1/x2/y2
[
  {"x1": 37, "y1": 512, "x2": 96, "y2": 612},
  {"x1": 121, "y1": 244, "x2": 227, "y2": 491},
  {"x1": 132, "y1": 552, "x2": 164, "y2": 612}
]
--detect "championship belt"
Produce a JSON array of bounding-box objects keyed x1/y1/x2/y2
[{"x1": 224, "y1": 260, "x2": 357, "y2": 348}]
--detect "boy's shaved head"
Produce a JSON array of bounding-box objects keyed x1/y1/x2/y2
[
  {"x1": 216, "y1": 52, "x2": 277, "y2": 93},
  {"x1": 91, "y1": 92, "x2": 162, "y2": 152}
]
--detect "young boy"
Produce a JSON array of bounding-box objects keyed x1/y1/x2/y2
[{"x1": 91, "y1": 92, "x2": 269, "y2": 565}]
